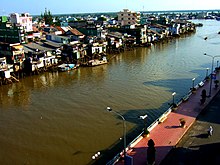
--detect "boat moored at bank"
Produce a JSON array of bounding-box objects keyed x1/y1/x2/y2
[{"x1": 57, "y1": 63, "x2": 78, "y2": 72}]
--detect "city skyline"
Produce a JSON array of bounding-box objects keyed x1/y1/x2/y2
[{"x1": 1, "y1": 0, "x2": 220, "y2": 15}]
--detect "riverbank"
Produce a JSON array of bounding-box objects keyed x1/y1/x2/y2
[{"x1": 0, "y1": 26, "x2": 196, "y2": 87}]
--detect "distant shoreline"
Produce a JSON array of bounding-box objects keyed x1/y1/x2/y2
[{"x1": 31, "y1": 9, "x2": 220, "y2": 17}]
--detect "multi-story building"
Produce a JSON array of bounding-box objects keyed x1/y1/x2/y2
[
  {"x1": 0, "y1": 16, "x2": 24, "y2": 44},
  {"x1": 108, "y1": 25, "x2": 147, "y2": 45},
  {"x1": 10, "y1": 13, "x2": 33, "y2": 32},
  {"x1": 118, "y1": 9, "x2": 140, "y2": 26}
]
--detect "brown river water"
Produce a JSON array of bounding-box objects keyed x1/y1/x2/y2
[{"x1": 0, "y1": 20, "x2": 220, "y2": 165}]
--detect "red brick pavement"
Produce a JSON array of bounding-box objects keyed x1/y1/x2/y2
[{"x1": 115, "y1": 72, "x2": 220, "y2": 165}]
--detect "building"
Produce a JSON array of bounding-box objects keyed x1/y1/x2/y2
[
  {"x1": 108, "y1": 25, "x2": 148, "y2": 45},
  {"x1": 46, "y1": 34, "x2": 70, "y2": 44},
  {"x1": 0, "y1": 42, "x2": 25, "y2": 64},
  {"x1": 65, "y1": 28, "x2": 85, "y2": 42},
  {"x1": 118, "y1": 9, "x2": 140, "y2": 26},
  {"x1": 0, "y1": 17, "x2": 24, "y2": 44},
  {"x1": 0, "y1": 16, "x2": 8, "y2": 23},
  {"x1": 10, "y1": 13, "x2": 33, "y2": 32}
]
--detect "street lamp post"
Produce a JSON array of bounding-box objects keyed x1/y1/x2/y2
[
  {"x1": 106, "y1": 107, "x2": 127, "y2": 163},
  {"x1": 204, "y1": 53, "x2": 220, "y2": 96},
  {"x1": 172, "y1": 92, "x2": 176, "y2": 105},
  {"x1": 192, "y1": 78, "x2": 196, "y2": 90},
  {"x1": 139, "y1": 114, "x2": 148, "y2": 132},
  {"x1": 206, "y1": 68, "x2": 209, "y2": 78}
]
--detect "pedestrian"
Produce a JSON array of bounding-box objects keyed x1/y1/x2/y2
[
  {"x1": 147, "y1": 139, "x2": 156, "y2": 165},
  {"x1": 207, "y1": 126, "x2": 213, "y2": 137},
  {"x1": 201, "y1": 89, "x2": 207, "y2": 104}
]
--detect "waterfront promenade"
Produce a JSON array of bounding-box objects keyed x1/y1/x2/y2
[
  {"x1": 115, "y1": 71, "x2": 220, "y2": 165},
  {"x1": 161, "y1": 90, "x2": 220, "y2": 165}
]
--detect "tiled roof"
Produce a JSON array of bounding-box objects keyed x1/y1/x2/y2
[
  {"x1": 61, "y1": 26, "x2": 72, "y2": 32},
  {"x1": 56, "y1": 26, "x2": 65, "y2": 34},
  {"x1": 68, "y1": 28, "x2": 84, "y2": 36}
]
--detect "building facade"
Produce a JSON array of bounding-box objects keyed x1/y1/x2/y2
[
  {"x1": 10, "y1": 13, "x2": 33, "y2": 32},
  {"x1": 0, "y1": 18, "x2": 24, "y2": 44},
  {"x1": 117, "y1": 9, "x2": 140, "y2": 26},
  {"x1": 0, "y1": 43, "x2": 25, "y2": 64}
]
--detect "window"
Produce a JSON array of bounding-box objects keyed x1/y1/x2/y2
[
  {"x1": 121, "y1": 14, "x2": 123, "y2": 16},
  {"x1": 128, "y1": 22, "x2": 130, "y2": 24},
  {"x1": 128, "y1": 18, "x2": 130, "y2": 20}
]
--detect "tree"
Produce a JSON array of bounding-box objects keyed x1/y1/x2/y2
[
  {"x1": 97, "y1": 16, "x2": 107, "y2": 22},
  {"x1": 41, "y1": 8, "x2": 53, "y2": 26},
  {"x1": 54, "y1": 16, "x2": 61, "y2": 26}
]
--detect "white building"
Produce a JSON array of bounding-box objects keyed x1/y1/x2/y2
[
  {"x1": 117, "y1": 9, "x2": 140, "y2": 26},
  {"x1": 10, "y1": 13, "x2": 33, "y2": 32}
]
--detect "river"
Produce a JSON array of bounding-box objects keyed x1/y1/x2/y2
[{"x1": 0, "y1": 20, "x2": 220, "y2": 165}]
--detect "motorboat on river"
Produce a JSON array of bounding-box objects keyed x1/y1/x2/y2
[{"x1": 57, "y1": 64, "x2": 78, "y2": 72}]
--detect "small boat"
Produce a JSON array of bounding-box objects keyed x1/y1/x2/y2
[
  {"x1": 195, "y1": 23, "x2": 203, "y2": 27},
  {"x1": 57, "y1": 64, "x2": 76, "y2": 72},
  {"x1": 87, "y1": 56, "x2": 108, "y2": 67}
]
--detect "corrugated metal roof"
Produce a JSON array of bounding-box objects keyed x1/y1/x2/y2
[
  {"x1": 43, "y1": 40, "x2": 63, "y2": 48},
  {"x1": 23, "y1": 42, "x2": 54, "y2": 52}
]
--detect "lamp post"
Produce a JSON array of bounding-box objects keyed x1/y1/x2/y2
[
  {"x1": 106, "y1": 107, "x2": 127, "y2": 163},
  {"x1": 206, "y1": 68, "x2": 209, "y2": 78},
  {"x1": 139, "y1": 114, "x2": 148, "y2": 131},
  {"x1": 172, "y1": 92, "x2": 176, "y2": 105},
  {"x1": 204, "y1": 53, "x2": 220, "y2": 96},
  {"x1": 192, "y1": 78, "x2": 195, "y2": 91}
]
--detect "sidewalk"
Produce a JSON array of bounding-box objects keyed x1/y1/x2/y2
[
  {"x1": 115, "y1": 72, "x2": 220, "y2": 165},
  {"x1": 161, "y1": 91, "x2": 220, "y2": 165}
]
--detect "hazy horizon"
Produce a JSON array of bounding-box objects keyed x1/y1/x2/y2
[{"x1": 1, "y1": 0, "x2": 220, "y2": 16}]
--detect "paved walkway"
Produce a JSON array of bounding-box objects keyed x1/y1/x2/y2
[
  {"x1": 115, "y1": 71, "x2": 220, "y2": 165},
  {"x1": 161, "y1": 91, "x2": 220, "y2": 165}
]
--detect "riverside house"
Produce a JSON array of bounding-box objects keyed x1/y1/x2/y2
[
  {"x1": 0, "y1": 42, "x2": 25, "y2": 80},
  {"x1": 0, "y1": 57, "x2": 11, "y2": 85},
  {"x1": 0, "y1": 42, "x2": 25, "y2": 65}
]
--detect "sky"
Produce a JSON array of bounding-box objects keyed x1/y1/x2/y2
[{"x1": 1, "y1": 0, "x2": 220, "y2": 15}]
